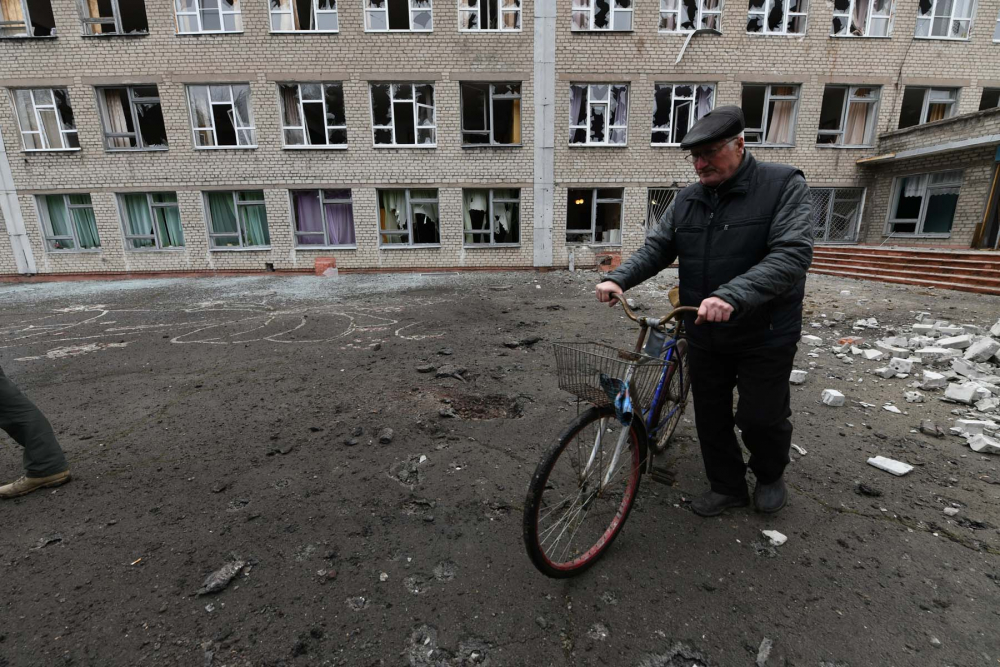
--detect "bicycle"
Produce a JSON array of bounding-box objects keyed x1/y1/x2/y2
[{"x1": 522, "y1": 292, "x2": 697, "y2": 578}]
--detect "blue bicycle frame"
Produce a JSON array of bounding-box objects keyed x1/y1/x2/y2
[{"x1": 644, "y1": 337, "x2": 683, "y2": 442}]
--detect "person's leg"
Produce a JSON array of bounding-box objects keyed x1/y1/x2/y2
[
  {"x1": 0, "y1": 366, "x2": 70, "y2": 494},
  {"x1": 687, "y1": 344, "x2": 748, "y2": 507},
  {"x1": 733, "y1": 343, "x2": 797, "y2": 511}
]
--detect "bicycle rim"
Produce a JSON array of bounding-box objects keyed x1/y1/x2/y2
[{"x1": 523, "y1": 407, "x2": 641, "y2": 578}]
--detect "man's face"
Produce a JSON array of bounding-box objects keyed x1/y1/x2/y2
[{"x1": 690, "y1": 135, "x2": 745, "y2": 188}]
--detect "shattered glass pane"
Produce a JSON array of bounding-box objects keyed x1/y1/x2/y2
[
  {"x1": 702, "y1": 13, "x2": 718, "y2": 28},
  {"x1": 951, "y1": 19, "x2": 969, "y2": 37},
  {"x1": 610, "y1": 86, "x2": 628, "y2": 125},
  {"x1": 374, "y1": 128, "x2": 392, "y2": 144},
  {"x1": 301, "y1": 83, "x2": 322, "y2": 100},
  {"x1": 594, "y1": 0, "x2": 610, "y2": 27},
  {"x1": 371, "y1": 85, "x2": 392, "y2": 125},
  {"x1": 610, "y1": 128, "x2": 626, "y2": 144},
  {"x1": 589, "y1": 105, "x2": 606, "y2": 143},
  {"x1": 767, "y1": 0, "x2": 783, "y2": 30},
  {"x1": 325, "y1": 85, "x2": 346, "y2": 126},
  {"x1": 393, "y1": 84, "x2": 413, "y2": 100},
  {"x1": 572, "y1": 10, "x2": 588, "y2": 29},
  {"x1": 651, "y1": 86, "x2": 672, "y2": 142},
  {"x1": 417, "y1": 105, "x2": 434, "y2": 127},
  {"x1": 418, "y1": 128, "x2": 435, "y2": 144},
  {"x1": 412, "y1": 10, "x2": 432, "y2": 28},
  {"x1": 591, "y1": 84, "x2": 609, "y2": 101},
  {"x1": 831, "y1": 16, "x2": 846, "y2": 34},
  {"x1": 415, "y1": 85, "x2": 433, "y2": 106},
  {"x1": 461, "y1": 10, "x2": 477, "y2": 28},
  {"x1": 680, "y1": 0, "x2": 697, "y2": 28},
  {"x1": 659, "y1": 14, "x2": 677, "y2": 30},
  {"x1": 328, "y1": 128, "x2": 347, "y2": 144}
]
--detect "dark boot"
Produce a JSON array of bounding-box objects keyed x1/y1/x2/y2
[
  {"x1": 753, "y1": 478, "x2": 787, "y2": 513},
  {"x1": 690, "y1": 490, "x2": 749, "y2": 517}
]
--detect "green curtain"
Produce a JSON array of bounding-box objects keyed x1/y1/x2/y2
[
  {"x1": 157, "y1": 206, "x2": 185, "y2": 247},
  {"x1": 122, "y1": 194, "x2": 154, "y2": 247},
  {"x1": 69, "y1": 194, "x2": 101, "y2": 249},
  {"x1": 42, "y1": 196, "x2": 74, "y2": 250},
  {"x1": 208, "y1": 192, "x2": 238, "y2": 246},
  {"x1": 241, "y1": 203, "x2": 270, "y2": 246}
]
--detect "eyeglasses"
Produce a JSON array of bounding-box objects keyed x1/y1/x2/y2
[{"x1": 684, "y1": 137, "x2": 738, "y2": 164}]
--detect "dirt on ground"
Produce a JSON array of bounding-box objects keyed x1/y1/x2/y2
[{"x1": 0, "y1": 269, "x2": 999, "y2": 667}]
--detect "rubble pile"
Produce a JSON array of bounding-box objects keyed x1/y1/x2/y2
[{"x1": 796, "y1": 311, "x2": 1000, "y2": 454}]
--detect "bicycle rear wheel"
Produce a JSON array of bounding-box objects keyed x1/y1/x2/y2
[
  {"x1": 651, "y1": 339, "x2": 690, "y2": 454},
  {"x1": 523, "y1": 406, "x2": 642, "y2": 578}
]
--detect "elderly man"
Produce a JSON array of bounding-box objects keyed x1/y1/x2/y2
[
  {"x1": 0, "y1": 365, "x2": 71, "y2": 499},
  {"x1": 596, "y1": 106, "x2": 813, "y2": 517}
]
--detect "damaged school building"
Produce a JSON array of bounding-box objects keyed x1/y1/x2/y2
[{"x1": 1, "y1": 0, "x2": 999, "y2": 289}]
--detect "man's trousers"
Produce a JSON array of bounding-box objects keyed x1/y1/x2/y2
[{"x1": 0, "y1": 365, "x2": 68, "y2": 478}]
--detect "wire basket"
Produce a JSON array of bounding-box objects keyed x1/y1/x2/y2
[{"x1": 552, "y1": 342, "x2": 668, "y2": 408}]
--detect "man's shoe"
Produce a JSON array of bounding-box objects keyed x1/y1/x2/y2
[
  {"x1": 753, "y1": 478, "x2": 787, "y2": 513},
  {"x1": 690, "y1": 490, "x2": 750, "y2": 517},
  {"x1": 0, "y1": 470, "x2": 71, "y2": 499}
]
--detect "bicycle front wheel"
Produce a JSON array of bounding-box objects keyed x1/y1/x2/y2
[{"x1": 523, "y1": 406, "x2": 642, "y2": 578}]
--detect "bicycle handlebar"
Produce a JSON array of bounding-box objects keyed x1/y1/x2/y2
[{"x1": 610, "y1": 293, "x2": 699, "y2": 328}]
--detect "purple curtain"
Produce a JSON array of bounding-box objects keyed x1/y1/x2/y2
[
  {"x1": 293, "y1": 191, "x2": 324, "y2": 244},
  {"x1": 324, "y1": 202, "x2": 355, "y2": 245}
]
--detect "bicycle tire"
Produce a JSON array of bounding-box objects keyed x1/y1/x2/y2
[
  {"x1": 523, "y1": 406, "x2": 642, "y2": 578},
  {"x1": 651, "y1": 339, "x2": 691, "y2": 455}
]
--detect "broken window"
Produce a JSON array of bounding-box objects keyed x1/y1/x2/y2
[
  {"x1": 897, "y1": 86, "x2": 957, "y2": 128},
  {"x1": 461, "y1": 82, "x2": 521, "y2": 145},
  {"x1": 370, "y1": 83, "x2": 436, "y2": 147},
  {"x1": 0, "y1": 0, "x2": 55, "y2": 37},
  {"x1": 888, "y1": 171, "x2": 962, "y2": 236},
  {"x1": 980, "y1": 88, "x2": 1000, "y2": 110},
  {"x1": 831, "y1": 0, "x2": 892, "y2": 36},
  {"x1": 379, "y1": 189, "x2": 439, "y2": 246},
  {"x1": 206, "y1": 191, "x2": 270, "y2": 249},
  {"x1": 270, "y1": 0, "x2": 338, "y2": 31},
  {"x1": 11, "y1": 89, "x2": 79, "y2": 151},
  {"x1": 569, "y1": 84, "x2": 629, "y2": 146},
  {"x1": 742, "y1": 84, "x2": 799, "y2": 145},
  {"x1": 566, "y1": 188, "x2": 623, "y2": 245},
  {"x1": 747, "y1": 0, "x2": 807, "y2": 34},
  {"x1": 460, "y1": 0, "x2": 520, "y2": 30},
  {"x1": 659, "y1": 0, "x2": 720, "y2": 32},
  {"x1": 995, "y1": 7, "x2": 1000, "y2": 39},
  {"x1": 98, "y1": 86, "x2": 168, "y2": 150},
  {"x1": 365, "y1": 0, "x2": 432, "y2": 31},
  {"x1": 119, "y1": 192, "x2": 184, "y2": 249},
  {"x1": 175, "y1": 0, "x2": 242, "y2": 33},
  {"x1": 37, "y1": 194, "x2": 100, "y2": 251},
  {"x1": 79, "y1": 0, "x2": 148, "y2": 35},
  {"x1": 809, "y1": 187, "x2": 863, "y2": 242},
  {"x1": 572, "y1": 0, "x2": 632, "y2": 30},
  {"x1": 292, "y1": 190, "x2": 355, "y2": 246},
  {"x1": 646, "y1": 188, "x2": 677, "y2": 231},
  {"x1": 280, "y1": 83, "x2": 347, "y2": 147},
  {"x1": 187, "y1": 84, "x2": 256, "y2": 148},
  {"x1": 463, "y1": 189, "x2": 519, "y2": 245},
  {"x1": 816, "y1": 85, "x2": 879, "y2": 147},
  {"x1": 914, "y1": 0, "x2": 973, "y2": 38},
  {"x1": 651, "y1": 84, "x2": 714, "y2": 145}
]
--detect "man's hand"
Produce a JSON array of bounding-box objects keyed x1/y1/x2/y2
[
  {"x1": 596, "y1": 281, "x2": 623, "y2": 307},
  {"x1": 695, "y1": 296, "x2": 734, "y2": 325}
]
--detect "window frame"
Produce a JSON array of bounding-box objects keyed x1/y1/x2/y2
[
  {"x1": 377, "y1": 188, "x2": 441, "y2": 247},
  {"x1": 458, "y1": 0, "x2": 521, "y2": 31},
  {"x1": 174, "y1": 0, "x2": 243, "y2": 34},
  {"x1": 569, "y1": 83, "x2": 630, "y2": 147},
  {"x1": 645, "y1": 187, "x2": 678, "y2": 230},
  {"x1": 830, "y1": 0, "x2": 893, "y2": 37},
  {"x1": 186, "y1": 84, "x2": 257, "y2": 149},
  {"x1": 0, "y1": 0, "x2": 55, "y2": 38},
  {"x1": 290, "y1": 189, "x2": 357, "y2": 248},
  {"x1": 78, "y1": 0, "x2": 147, "y2": 36},
  {"x1": 462, "y1": 188, "x2": 521, "y2": 247},
  {"x1": 658, "y1": 0, "x2": 722, "y2": 33},
  {"x1": 364, "y1": 0, "x2": 433, "y2": 32},
  {"x1": 269, "y1": 0, "x2": 339, "y2": 32},
  {"x1": 204, "y1": 190, "x2": 270, "y2": 250},
  {"x1": 742, "y1": 83, "x2": 800, "y2": 147},
  {"x1": 815, "y1": 85, "x2": 880, "y2": 148},
  {"x1": 914, "y1": 0, "x2": 975, "y2": 40},
  {"x1": 118, "y1": 192, "x2": 184, "y2": 251},
  {"x1": 369, "y1": 83, "x2": 437, "y2": 148},
  {"x1": 36, "y1": 193, "x2": 100, "y2": 252},
  {"x1": 810, "y1": 187, "x2": 865, "y2": 243},
  {"x1": 10, "y1": 88, "x2": 79, "y2": 152},
  {"x1": 571, "y1": 0, "x2": 633, "y2": 31},
  {"x1": 96, "y1": 85, "x2": 168, "y2": 152},
  {"x1": 900, "y1": 87, "x2": 959, "y2": 127},
  {"x1": 747, "y1": 0, "x2": 808, "y2": 35},
  {"x1": 566, "y1": 187, "x2": 625, "y2": 246},
  {"x1": 650, "y1": 83, "x2": 716, "y2": 146},
  {"x1": 885, "y1": 170, "x2": 963, "y2": 237},
  {"x1": 994, "y1": 6, "x2": 1000, "y2": 40},
  {"x1": 279, "y1": 82, "x2": 348, "y2": 149},
  {"x1": 460, "y1": 82, "x2": 522, "y2": 147}
]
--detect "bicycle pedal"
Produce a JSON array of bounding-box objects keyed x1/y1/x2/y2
[{"x1": 649, "y1": 466, "x2": 676, "y2": 485}]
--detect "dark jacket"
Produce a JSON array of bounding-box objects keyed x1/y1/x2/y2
[{"x1": 606, "y1": 152, "x2": 814, "y2": 350}]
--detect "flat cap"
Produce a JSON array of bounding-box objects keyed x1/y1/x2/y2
[{"x1": 679, "y1": 105, "x2": 745, "y2": 150}]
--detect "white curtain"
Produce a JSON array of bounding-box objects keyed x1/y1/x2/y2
[
  {"x1": 569, "y1": 85, "x2": 586, "y2": 127},
  {"x1": 843, "y1": 102, "x2": 869, "y2": 145},
  {"x1": 381, "y1": 190, "x2": 407, "y2": 231},
  {"x1": 851, "y1": 0, "x2": 868, "y2": 33},
  {"x1": 903, "y1": 175, "x2": 927, "y2": 198},
  {"x1": 104, "y1": 90, "x2": 132, "y2": 148},
  {"x1": 695, "y1": 86, "x2": 714, "y2": 119},
  {"x1": 766, "y1": 100, "x2": 795, "y2": 144},
  {"x1": 463, "y1": 190, "x2": 488, "y2": 232}
]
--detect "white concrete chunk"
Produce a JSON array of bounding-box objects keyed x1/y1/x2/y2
[
  {"x1": 990, "y1": 319, "x2": 1000, "y2": 337},
  {"x1": 912, "y1": 323, "x2": 936, "y2": 334},
  {"x1": 761, "y1": 530, "x2": 787, "y2": 546},
  {"x1": 789, "y1": 370, "x2": 808, "y2": 385},
  {"x1": 951, "y1": 358, "x2": 994, "y2": 380},
  {"x1": 945, "y1": 383, "x2": 979, "y2": 404},
  {"x1": 975, "y1": 396, "x2": 999, "y2": 413},
  {"x1": 821, "y1": 389, "x2": 846, "y2": 406},
  {"x1": 943, "y1": 507, "x2": 960, "y2": 516},
  {"x1": 888, "y1": 357, "x2": 913, "y2": 374},
  {"x1": 800, "y1": 334, "x2": 824, "y2": 347},
  {"x1": 884, "y1": 336, "x2": 911, "y2": 348},
  {"x1": 833, "y1": 312, "x2": 846, "y2": 321},
  {"x1": 904, "y1": 391, "x2": 924, "y2": 403},
  {"x1": 862, "y1": 349, "x2": 885, "y2": 361},
  {"x1": 956, "y1": 419, "x2": 996, "y2": 436},
  {"x1": 909, "y1": 336, "x2": 937, "y2": 349},
  {"x1": 960, "y1": 324, "x2": 984, "y2": 335},
  {"x1": 921, "y1": 370, "x2": 948, "y2": 389},
  {"x1": 938, "y1": 334, "x2": 973, "y2": 349},
  {"x1": 964, "y1": 337, "x2": 1000, "y2": 362},
  {"x1": 968, "y1": 433, "x2": 1000, "y2": 454},
  {"x1": 850, "y1": 345, "x2": 863, "y2": 355},
  {"x1": 867, "y1": 456, "x2": 914, "y2": 476},
  {"x1": 883, "y1": 404, "x2": 902, "y2": 413},
  {"x1": 873, "y1": 367, "x2": 895, "y2": 379}
]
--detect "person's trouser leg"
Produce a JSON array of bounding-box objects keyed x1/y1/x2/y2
[
  {"x1": 734, "y1": 343, "x2": 797, "y2": 486},
  {"x1": 687, "y1": 344, "x2": 747, "y2": 497},
  {"x1": 0, "y1": 366, "x2": 69, "y2": 477}
]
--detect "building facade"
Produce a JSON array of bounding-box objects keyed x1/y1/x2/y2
[{"x1": 1, "y1": 0, "x2": 999, "y2": 278}]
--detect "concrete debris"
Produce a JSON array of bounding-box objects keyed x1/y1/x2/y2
[
  {"x1": 920, "y1": 420, "x2": 946, "y2": 438},
  {"x1": 937, "y1": 334, "x2": 973, "y2": 349},
  {"x1": 888, "y1": 358, "x2": 913, "y2": 374},
  {"x1": 951, "y1": 357, "x2": 994, "y2": 380},
  {"x1": 196, "y1": 558, "x2": 246, "y2": 596},
  {"x1": 867, "y1": 456, "x2": 914, "y2": 476},
  {"x1": 943, "y1": 507, "x2": 960, "y2": 516},
  {"x1": 801, "y1": 334, "x2": 824, "y2": 346},
  {"x1": 791, "y1": 443, "x2": 807, "y2": 455},
  {"x1": 883, "y1": 335, "x2": 910, "y2": 348},
  {"x1": 756, "y1": 637, "x2": 774, "y2": 666},
  {"x1": 862, "y1": 349, "x2": 885, "y2": 361},
  {"x1": 912, "y1": 323, "x2": 936, "y2": 334},
  {"x1": 854, "y1": 318, "x2": 879, "y2": 329},
  {"x1": 883, "y1": 404, "x2": 902, "y2": 414},
  {"x1": 833, "y1": 312, "x2": 846, "y2": 321},
  {"x1": 921, "y1": 370, "x2": 948, "y2": 389},
  {"x1": 934, "y1": 324, "x2": 965, "y2": 336},
  {"x1": 821, "y1": 389, "x2": 845, "y2": 406},
  {"x1": 955, "y1": 419, "x2": 996, "y2": 436},
  {"x1": 904, "y1": 391, "x2": 924, "y2": 403},
  {"x1": 968, "y1": 433, "x2": 1000, "y2": 454},
  {"x1": 944, "y1": 383, "x2": 979, "y2": 405},
  {"x1": 873, "y1": 367, "x2": 896, "y2": 379},
  {"x1": 789, "y1": 370, "x2": 808, "y2": 385},
  {"x1": 965, "y1": 337, "x2": 1000, "y2": 362},
  {"x1": 960, "y1": 323, "x2": 984, "y2": 335},
  {"x1": 850, "y1": 346, "x2": 863, "y2": 355},
  {"x1": 976, "y1": 397, "x2": 999, "y2": 413},
  {"x1": 990, "y1": 318, "x2": 1000, "y2": 337},
  {"x1": 761, "y1": 530, "x2": 787, "y2": 546}
]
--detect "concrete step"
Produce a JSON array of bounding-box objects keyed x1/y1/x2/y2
[
  {"x1": 814, "y1": 246, "x2": 1000, "y2": 265},
  {"x1": 809, "y1": 267, "x2": 1000, "y2": 296},
  {"x1": 811, "y1": 258, "x2": 1000, "y2": 279}
]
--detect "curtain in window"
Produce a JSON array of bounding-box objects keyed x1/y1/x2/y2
[
  {"x1": 903, "y1": 174, "x2": 927, "y2": 198},
  {"x1": 324, "y1": 201, "x2": 354, "y2": 245},
  {"x1": 122, "y1": 194, "x2": 153, "y2": 237},
  {"x1": 510, "y1": 98, "x2": 522, "y2": 144},
  {"x1": 44, "y1": 196, "x2": 72, "y2": 238},
  {"x1": 103, "y1": 90, "x2": 132, "y2": 148},
  {"x1": 927, "y1": 103, "x2": 947, "y2": 122},
  {"x1": 569, "y1": 86, "x2": 585, "y2": 128},
  {"x1": 380, "y1": 190, "x2": 407, "y2": 231},
  {"x1": 294, "y1": 191, "x2": 324, "y2": 243},
  {"x1": 157, "y1": 206, "x2": 185, "y2": 247},
  {"x1": 766, "y1": 90, "x2": 796, "y2": 144},
  {"x1": 0, "y1": 0, "x2": 24, "y2": 26},
  {"x1": 851, "y1": 0, "x2": 867, "y2": 33},
  {"x1": 463, "y1": 190, "x2": 488, "y2": 235},
  {"x1": 208, "y1": 192, "x2": 238, "y2": 238},
  {"x1": 281, "y1": 85, "x2": 301, "y2": 125},
  {"x1": 69, "y1": 195, "x2": 101, "y2": 248},
  {"x1": 843, "y1": 102, "x2": 868, "y2": 144},
  {"x1": 241, "y1": 204, "x2": 270, "y2": 246},
  {"x1": 695, "y1": 86, "x2": 714, "y2": 119}
]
